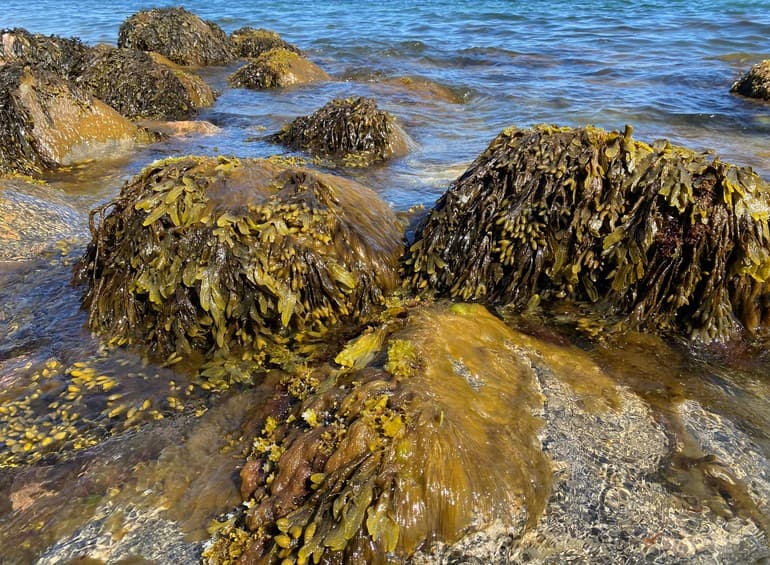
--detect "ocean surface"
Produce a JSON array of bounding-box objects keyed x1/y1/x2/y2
[{"x1": 2, "y1": 1, "x2": 770, "y2": 562}]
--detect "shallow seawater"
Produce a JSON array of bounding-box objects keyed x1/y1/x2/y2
[{"x1": 1, "y1": 0, "x2": 770, "y2": 562}]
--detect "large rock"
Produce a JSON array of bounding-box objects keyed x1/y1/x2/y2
[
  {"x1": 270, "y1": 97, "x2": 410, "y2": 167},
  {"x1": 0, "y1": 27, "x2": 90, "y2": 77},
  {"x1": 117, "y1": 7, "x2": 234, "y2": 66},
  {"x1": 228, "y1": 47, "x2": 329, "y2": 89},
  {"x1": 0, "y1": 64, "x2": 150, "y2": 176},
  {"x1": 76, "y1": 45, "x2": 215, "y2": 120},
  {"x1": 0, "y1": 178, "x2": 85, "y2": 261},
  {"x1": 73, "y1": 156, "x2": 404, "y2": 378},
  {"x1": 731, "y1": 59, "x2": 770, "y2": 101},
  {"x1": 403, "y1": 124, "x2": 770, "y2": 342},
  {"x1": 204, "y1": 302, "x2": 550, "y2": 563},
  {"x1": 230, "y1": 27, "x2": 301, "y2": 58}
]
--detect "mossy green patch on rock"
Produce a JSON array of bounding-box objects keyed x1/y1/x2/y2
[
  {"x1": 204, "y1": 301, "x2": 549, "y2": 564},
  {"x1": 0, "y1": 27, "x2": 91, "y2": 77},
  {"x1": 228, "y1": 47, "x2": 328, "y2": 89},
  {"x1": 76, "y1": 45, "x2": 215, "y2": 120},
  {"x1": 403, "y1": 124, "x2": 770, "y2": 342},
  {"x1": 73, "y1": 156, "x2": 404, "y2": 382},
  {"x1": 0, "y1": 63, "x2": 148, "y2": 176},
  {"x1": 270, "y1": 97, "x2": 410, "y2": 167},
  {"x1": 230, "y1": 27, "x2": 301, "y2": 59},
  {"x1": 731, "y1": 59, "x2": 770, "y2": 101},
  {"x1": 117, "y1": 7, "x2": 234, "y2": 66}
]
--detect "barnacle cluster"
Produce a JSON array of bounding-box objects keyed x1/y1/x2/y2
[
  {"x1": 270, "y1": 97, "x2": 409, "y2": 167},
  {"x1": 404, "y1": 124, "x2": 770, "y2": 341},
  {"x1": 73, "y1": 156, "x2": 404, "y2": 381},
  {"x1": 230, "y1": 27, "x2": 301, "y2": 58},
  {"x1": 117, "y1": 7, "x2": 234, "y2": 66},
  {"x1": 204, "y1": 301, "x2": 550, "y2": 564},
  {"x1": 76, "y1": 45, "x2": 215, "y2": 120},
  {"x1": 731, "y1": 59, "x2": 770, "y2": 101},
  {"x1": 228, "y1": 47, "x2": 329, "y2": 90}
]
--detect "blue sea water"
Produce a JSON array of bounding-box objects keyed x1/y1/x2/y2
[{"x1": 3, "y1": 0, "x2": 770, "y2": 209}]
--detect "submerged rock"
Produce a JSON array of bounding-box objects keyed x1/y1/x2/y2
[
  {"x1": 0, "y1": 27, "x2": 91, "y2": 77},
  {"x1": 117, "y1": 7, "x2": 234, "y2": 66},
  {"x1": 228, "y1": 47, "x2": 328, "y2": 89},
  {"x1": 270, "y1": 97, "x2": 410, "y2": 167},
  {"x1": 230, "y1": 27, "x2": 301, "y2": 58},
  {"x1": 205, "y1": 302, "x2": 550, "y2": 564},
  {"x1": 0, "y1": 64, "x2": 150, "y2": 176},
  {"x1": 731, "y1": 59, "x2": 770, "y2": 101},
  {"x1": 404, "y1": 124, "x2": 770, "y2": 342},
  {"x1": 76, "y1": 45, "x2": 215, "y2": 120},
  {"x1": 0, "y1": 178, "x2": 85, "y2": 261},
  {"x1": 73, "y1": 156, "x2": 403, "y2": 379}
]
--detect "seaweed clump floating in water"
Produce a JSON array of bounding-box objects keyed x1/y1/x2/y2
[
  {"x1": 230, "y1": 27, "x2": 301, "y2": 58},
  {"x1": 73, "y1": 156, "x2": 404, "y2": 384},
  {"x1": 204, "y1": 302, "x2": 550, "y2": 564},
  {"x1": 403, "y1": 124, "x2": 770, "y2": 342},
  {"x1": 731, "y1": 59, "x2": 770, "y2": 101},
  {"x1": 270, "y1": 97, "x2": 410, "y2": 167},
  {"x1": 117, "y1": 7, "x2": 234, "y2": 66}
]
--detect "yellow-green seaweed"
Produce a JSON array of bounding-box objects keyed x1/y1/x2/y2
[
  {"x1": 204, "y1": 301, "x2": 550, "y2": 564},
  {"x1": 73, "y1": 156, "x2": 404, "y2": 380},
  {"x1": 403, "y1": 124, "x2": 770, "y2": 342}
]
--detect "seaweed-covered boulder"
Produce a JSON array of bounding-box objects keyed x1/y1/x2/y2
[
  {"x1": 73, "y1": 156, "x2": 404, "y2": 377},
  {"x1": 0, "y1": 27, "x2": 91, "y2": 77},
  {"x1": 230, "y1": 26, "x2": 301, "y2": 58},
  {"x1": 404, "y1": 124, "x2": 770, "y2": 342},
  {"x1": 0, "y1": 64, "x2": 149, "y2": 176},
  {"x1": 117, "y1": 7, "x2": 234, "y2": 66},
  {"x1": 76, "y1": 45, "x2": 215, "y2": 120},
  {"x1": 228, "y1": 47, "x2": 328, "y2": 89},
  {"x1": 0, "y1": 177, "x2": 84, "y2": 261},
  {"x1": 204, "y1": 301, "x2": 550, "y2": 563},
  {"x1": 270, "y1": 97, "x2": 410, "y2": 167},
  {"x1": 731, "y1": 59, "x2": 770, "y2": 101},
  {"x1": 380, "y1": 75, "x2": 463, "y2": 104}
]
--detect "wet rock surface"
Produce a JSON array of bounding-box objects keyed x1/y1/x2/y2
[
  {"x1": 228, "y1": 47, "x2": 329, "y2": 90},
  {"x1": 76, "y1": 45, "x2": 215, "y2": 120},
  {"x1": 0, "y1": 63, "x2": 148, "y2": 175},
  {"x1": 270, "y1": 96, "x2": 410, "y2": 167},
  {"x1": 118, "y1": 7, "x2": 234, "y2": 66},
  {"x1": 731, "y1": 59, "x2": 770, "y2": 101}
]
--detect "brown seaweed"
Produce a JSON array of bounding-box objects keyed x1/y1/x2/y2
[
  {"x1": 731, "y1": 59, "x2": 770, "y2": 101},
  {"x1": 227, "y1": 47, "x2": 329, "y2": 90},
  {"x1": 230, "y1": 27, "x2": 301, "y2": 59},
  {"x1": 0, "y1": 27, "x2": 91, "y2": 78},
  {"x1": 403, "y1": 124, "x2": 770, "y2": 342},
  {"x1": 72, "y1": 156, "x2": 404, "y2": 384},
  {"x1": 270, "y1": 97, "x2": 409, "y2": 168}
]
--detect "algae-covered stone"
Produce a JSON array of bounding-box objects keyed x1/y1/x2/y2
[
  {"x1": 73, "y1": 156, "x2": 404, "y2": 376},
  {"x1": 0, "y1": 177, "x2": 84, "y2": 261},
  {"x1": 117, "y1": 7, "x2": 234, "y2": 66},
  {"x1": 204, "y1": 301, "x2": 550, "y2": 564},
  {"x1": 76, "y1": 45, "x2": 215, "y2": 120},
  {"x1": 0, "y1": 64, "x2": 149, "y2": 176},
  {"x1": 731, "y1": 59, "x2": 770, "y2": 101},
  {"x1": 230, "y1": 26, "x2": 301, "y2": 58},
  {"x1": 228, "y1": 47, "x2": 329, "y2": 89},
  {"x1": 0, "y1": 27, "x2": 91, "y2": 77},
  {"x1": 270, "y1": 96, "x2": 410, "y2": 167},
  {"x1": 404, "y1": 124, "x2": 770, "y2": 342}
]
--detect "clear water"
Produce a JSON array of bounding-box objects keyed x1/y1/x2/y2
[{"x1": 1, "y1": 1, "x2": 770, "y2": 562}]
